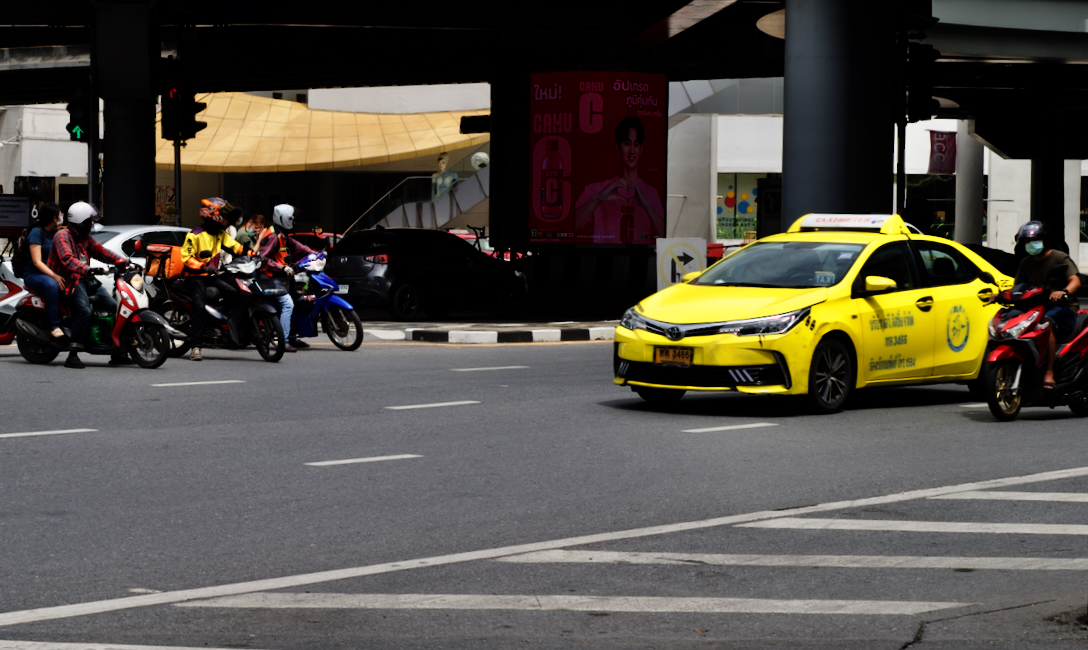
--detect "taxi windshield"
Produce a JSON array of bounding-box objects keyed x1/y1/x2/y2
[{"x1": 693, "y1": 241, "x2": 866, "y2": 289}]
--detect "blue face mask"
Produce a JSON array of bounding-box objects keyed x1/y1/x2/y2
[{"x1": 1026, "y1": 240, "x2": 1045, "y2": 256}]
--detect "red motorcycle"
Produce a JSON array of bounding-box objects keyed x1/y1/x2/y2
[{"x1": 982, "y1": 267, "x2": 1088, "y2": 421}]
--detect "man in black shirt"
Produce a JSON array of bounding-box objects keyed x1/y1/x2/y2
[{"x1": 1012, "y1": 221, "x2": 1082, "y2": 388}]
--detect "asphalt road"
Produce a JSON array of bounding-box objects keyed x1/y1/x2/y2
[{"x1": 0, "y1": 339, "x2": 1087, "y2": 649}]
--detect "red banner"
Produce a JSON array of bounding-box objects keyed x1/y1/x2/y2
[
  {"x1": 528, "y1": 71, "x2": 667, "y2": 245},
  {"x1": 927, "y1": 130, "x2": 957, "y2": 175}
]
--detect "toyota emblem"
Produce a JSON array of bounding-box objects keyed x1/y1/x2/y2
[{"x1": 666, "y1": 326, "x2": 683, "y2": 341}]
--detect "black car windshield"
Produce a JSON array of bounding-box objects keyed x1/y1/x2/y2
[{"x1": 693, "y1": 241, "x2": 866, "y2": 289}]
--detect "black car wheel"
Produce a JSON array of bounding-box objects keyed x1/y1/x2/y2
[
  {"x1": 389, "y1": 282, "x2": 424, "y2": 321},
  {"x1": 808, "y1": 337, "x2": 853, "y2": 413}
]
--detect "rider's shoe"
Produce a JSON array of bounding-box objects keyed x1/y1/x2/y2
[
  {"x1": 64, "y1": 352, "x2": 85, "y2": 369},
  {"x1": 285, "y1": 343, "x2": 297, "y2": 353},
  {"x1": 190, "y1": 346, "x2": 203, "y2": 361},
  {"x1": 290, "y1": 338, "x2": 310, "y2": 349}
]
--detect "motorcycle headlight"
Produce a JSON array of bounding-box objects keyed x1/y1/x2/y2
[
  {"x1": 620, "y1": 306, "x2": 648, "y2": 332},
  {"x1": 717, "y1": 307, "x2": 811, "y2": 337},
  {"x1": 129, "y1": 274, "x2": 144, "y2": 292},
  {"x1": 1004, "y1": 311, "x2": 1039, "y2": 339}
]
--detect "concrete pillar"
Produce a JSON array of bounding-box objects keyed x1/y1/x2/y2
[
  {"x1": 782, "y1": 0, "x2": 895, "y2": 229},
  {"x1": 1064, "y1": 160, "x2": 1082, "y2": 266},
  {"x1": 954, "y1": 120, "x2": 984, "y2": 245},
  {"x1": 95, "y1": 3, "x2": 155, "y2": 224},
  {"x1": 986, "y1": 152, "x2": 1031, "y2": 254},
  {"x1": 1031, "y1": 157, "x2": 1066, "y2": 251},
  {"x1": 666, "y1": 114, "x2": 716, "y2": 240},
  {"x1": 487, "y1": 71, "x2": 530, "y2": 251}
]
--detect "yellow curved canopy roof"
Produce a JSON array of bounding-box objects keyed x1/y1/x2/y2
[{"x1": 155, "y1": 92, "x2": 490, "y2": 173}]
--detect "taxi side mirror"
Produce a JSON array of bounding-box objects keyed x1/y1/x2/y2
[
  {"x1": 862, "y1": 276, "x2": 897, "y2": 295},
  {"x1": 681, "y1": 270, "x2": 703, "y2": 283},
  {"x1": 977, "y1": 271, "x2": 995, "y2": 286}
]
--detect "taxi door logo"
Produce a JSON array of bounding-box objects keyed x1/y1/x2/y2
[{"x1": 946, "y1": 305, "x2": 969, "y2": 352}]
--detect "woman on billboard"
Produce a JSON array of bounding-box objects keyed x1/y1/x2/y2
[{"x1": 574, "y1": 116, "x2": 664, "y2": 244}]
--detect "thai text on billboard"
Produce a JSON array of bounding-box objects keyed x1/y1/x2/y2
[{"x1": 528, "y1": 71, "x2": 666, "y2": 245}]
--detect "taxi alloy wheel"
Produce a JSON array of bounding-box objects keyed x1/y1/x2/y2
[
  {"x1": 809, "y1": 338, "x2": 852, "y2": 413},
  {"x1": 985, "y1": 360, "x2": 1022, "y2": 422}
]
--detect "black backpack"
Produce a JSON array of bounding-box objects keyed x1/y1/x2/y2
[{"x1": 8, "y1": 228, "x2": 31, "y2": 279}]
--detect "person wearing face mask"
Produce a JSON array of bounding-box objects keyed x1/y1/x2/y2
[
  {"x1": 255, "y1": 204, "x2": 317, "y2": 352},
  {"x1": 1011, "y1": 221, "x2": 1082, "y2": 388},
  {"x1": 21, "y1": 203, "x2": 68, "y2": 343},
  {"x1": 47, "y1": 201, "x2": 130, "y2": 369},
  {"x1": 179, "y1": 197, "x2": 247, "y2": 362}
]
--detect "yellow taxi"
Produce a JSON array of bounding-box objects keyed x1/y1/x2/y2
[{"x1": 614, "y1": 214, "x2": 1013, "y2": 412}]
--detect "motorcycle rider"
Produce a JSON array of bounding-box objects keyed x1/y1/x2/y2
[
  {"x1": 1011, "y1": 221, "x2": 1082, "y2": 388},
  {"x1": 46, "y1": 201, "x2": 130, "y2": 369},
  {"x1": 254, "y1": 204, "x2": 316, "y2": 352},
  {"x1": 179, "y1": 197, "x2": 247, "y2": 362}
]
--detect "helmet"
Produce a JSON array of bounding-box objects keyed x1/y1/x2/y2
[
  {"x1": 1014, "y1": 221, "x2": 1047, "y2": 244},
  {"x1": 273, "y1": 204, "x2": 295, "y2": 230},
  {"x1": 67, "y1": 201, "x2": 99, "y2": 225},
  {"x1": 199, "y1": 197, "x2": 242, "y2": 228}
]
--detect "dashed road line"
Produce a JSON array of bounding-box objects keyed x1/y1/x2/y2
[
  {"x1": 386, "y1": 400, "x2": 480, "y2": 410},
  {"x1": 0, "y1": 642, "x2": 271, "y2": 650},
  {"x1": 0, "y1": 428, "x2": 97, "y2": 440},
  {"x1": 450, "y1": 366, "x2": 529, "y2": 372},
  {"x1": 176, "y1": 592, "x2": 969, "y2": 616},
  {"x1": 682, "y1": 422, "x2": 779, "y2": 433},
  {"x1": 932, "y1": 490, "x2": 1088, "y2": 503},
  {"x1": 150, "y1": 380, "x2": 246, "y2": 388},
  {"x1": 959, "y1": 403, "x2": 989, "y2": 408},
  {"x1": 306, "y1": 455, "x2": 422, "y2": 467},
  {"x1": 739, "y1": 517, "x2": 1088, "y2": 535},
  {"x1": 497, "y1": 550, "x2": 1088, "y2": 571}
]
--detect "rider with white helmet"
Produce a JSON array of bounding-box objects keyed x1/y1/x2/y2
[
  {"x1": 254, "y1": 204, "x2": 317, "y2": 351},
  {"x1": 46, "y1": 201, "x2": 129, "y2": 369}
]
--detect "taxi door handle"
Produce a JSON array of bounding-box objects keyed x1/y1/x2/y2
[
  {"x1": 916, "y1": 296, "x2": 934, "y2": 312},
  {"x1": 977, "y1": 288, "x2": 994, "y2": 303}
]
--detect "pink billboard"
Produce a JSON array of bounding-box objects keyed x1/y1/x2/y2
[{"x1": 528, "y1": 71, "x2": 667, "y2": 245}]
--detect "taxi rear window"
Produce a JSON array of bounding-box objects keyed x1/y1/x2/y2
[{"x1": 694, "y1": 241, "x2": 865, "y2": 289}]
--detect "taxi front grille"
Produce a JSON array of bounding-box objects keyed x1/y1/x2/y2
[{"x1": 616, "y1": 359, "x2": 786, "y2": 388}]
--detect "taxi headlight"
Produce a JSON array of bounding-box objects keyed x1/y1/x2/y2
[
  {"x1": 620, "y1": 306, "x2": 648, "y2": 331},
  {"x1": 717, "y1": 307, "x2": 811, "y2": 336}
]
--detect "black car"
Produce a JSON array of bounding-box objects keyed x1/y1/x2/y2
[{"x1": 324, "y1": 228, "x2": 528, "y2": 320}]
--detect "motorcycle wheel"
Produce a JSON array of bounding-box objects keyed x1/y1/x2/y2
[
  {"x1": 252, "y1": 313, "x2": 285, "y2": 362},
  {"x1": 985, "y1": 360, "x2": 1023, "y2": 422},
  {"x1": 124, "y1": 322, "x2": 169, "y2": 369},
  {"x1": 323, "y1": 306, "x2": 364, "y2": 351},
  {"x1": 157, "y1": 300, "x2": 192, "y2": 358},
  {"x1": 16, "y1": 331, "x2": 60, "y2": 364}
]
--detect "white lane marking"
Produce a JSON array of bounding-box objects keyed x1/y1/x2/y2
[
  {"x1": 0, "y1": 642, "x2": 272, "y2": 650},
  {"x1": 306, "y1": 455, "x2": 421, "y2": 467},
  {"x1": 959, "y1": 403, "x2": 989, "y2": 408},
  {"x1": 150, "y1": 380, "x2": 246, "y2": 388},
  {"x1": 3, "y1": 464, "x2": 1088, "y2": 627},
  {"x1": 0, "y1": 428, "x2": 96, "y2": 440},
  {"x1": 932, "y1": 491, "x2": 1088, "y2": 503},
  {"x1": 498, "y1": 550, "x2": 1088, "y2": 571},
  {"x1": 177, "y1": 592, "x2": 967, "y2": 616},
  {"x1": 450, "y1": 366, "x2": 529, "y2": 372},
  {"x1": 682, "y1": 422, "x2": 778, "y2": 433},
  {"x1": 386, "y1": 400, "x2": 480, "y2": 410},
  {"x1": 739, "y1": 517, "x2": 1088, "y2": 535}
]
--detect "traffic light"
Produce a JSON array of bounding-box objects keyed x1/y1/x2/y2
[
  {"x1": 66, "y1": 85, "x2": 94, "y2": 142},
  {"x1": 905, "y1": 43, "x2": 941, "y2": 123},
  {"x1": 160, "y1": 87, "x2": 207, "y2": 143}
]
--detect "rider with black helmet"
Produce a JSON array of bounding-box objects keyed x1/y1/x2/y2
[{"x1": 1012, "y1": 220, "x2": 1082, "y2": 388}]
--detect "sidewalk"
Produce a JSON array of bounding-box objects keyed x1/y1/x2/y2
[{"x1": 359, "y1": 319, "x2": 618, "y2": 344}]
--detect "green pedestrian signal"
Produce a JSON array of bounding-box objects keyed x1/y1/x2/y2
[{"x1": 70, "y1": 125, "x2": 84, "y2": 139}]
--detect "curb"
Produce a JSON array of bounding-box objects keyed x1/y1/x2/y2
[{"x1": 406, "y1": 326, "x2": 615, "y2": 344}]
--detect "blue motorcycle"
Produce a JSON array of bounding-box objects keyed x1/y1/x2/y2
[{"x1": 292, "y1": 252, "x2": 364, "y2": 351}]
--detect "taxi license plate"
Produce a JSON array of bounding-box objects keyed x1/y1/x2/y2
[{"x1": 654, "y1": 346, "x2": 693, "y2": 367}]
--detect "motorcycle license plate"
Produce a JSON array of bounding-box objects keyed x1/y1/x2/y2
[
  {"x1": 335, "y1": 285, "x2": 349, "y2": 294},
  {"x1": 654, "y1": 346, "x2": 693, "y2": 368}
]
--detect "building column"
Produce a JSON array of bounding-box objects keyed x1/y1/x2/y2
[
  {"x1": 1064, "y1": 160, "x2": 1082, "y2": 265},
  {"x1": 954, "y1": 120, "x2": 984, "y2": 245},
  {"x1": 1031, "y1": 157, "x2": 1066, "y2": 252},
  {"x1": 95, "y1": 2, "x2": 155, "y2": 224},
  {"x1": 781, "y1": 0, "x2": 895, "y2": 230},
  {"x1": 666, "y1": 115, "x2": 716, "y2": 240}
]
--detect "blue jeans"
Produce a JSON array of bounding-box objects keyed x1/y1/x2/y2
[
  {"x1": 22, "y1": 272, "x2": 61, "y2": 328},
  {"x1": 277, "y1": 293, "x2": 293, "y2": 341},
  {"x1": 65, "y1": 279, "x2": 116, "y2": 348}
]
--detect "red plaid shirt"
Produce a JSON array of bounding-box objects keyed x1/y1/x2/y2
[{"x1": 47, "y1": 228, "x2": 125, "y2": 295}]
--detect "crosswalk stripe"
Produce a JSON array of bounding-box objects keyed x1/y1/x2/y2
[
  {"x1": 932, "y1": 491, "x2": 1088, "y2": 503},
  {"x1": 177, "y1": 592, "x2": 969, "y2": 616},
  {"x1": 497, "y1": 550, "x2": 1088, "y2": 570},
  {"x1": 739, "y1": 517, "x2": 1088, "y2": 535},
  {"x1": 681, "y1": 422, "x2": 778, "y2": 433},
  {"x1": 0, "y1": 642, "x2": 272, "y2": 650}
]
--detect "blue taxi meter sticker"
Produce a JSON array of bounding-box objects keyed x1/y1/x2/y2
[{"x1": 800, "y1": 214, "x2": 890, "y2": 230}]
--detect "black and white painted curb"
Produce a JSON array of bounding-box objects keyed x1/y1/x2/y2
[{"x1": 406, "y1": 326, "x2": 616, "y2": 344}]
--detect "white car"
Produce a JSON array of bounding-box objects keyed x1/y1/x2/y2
[{"x1": 89, "y1": 224, "x2": 191, "y2": 270}]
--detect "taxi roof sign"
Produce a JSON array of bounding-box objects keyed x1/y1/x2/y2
[{"x1": 787, "y1": 213, "x2": 911, "y2": 235}]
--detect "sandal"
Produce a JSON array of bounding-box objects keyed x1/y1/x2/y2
[{"x1": 1043, "y1": 381, "x2": 1057, "y2": 390}]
